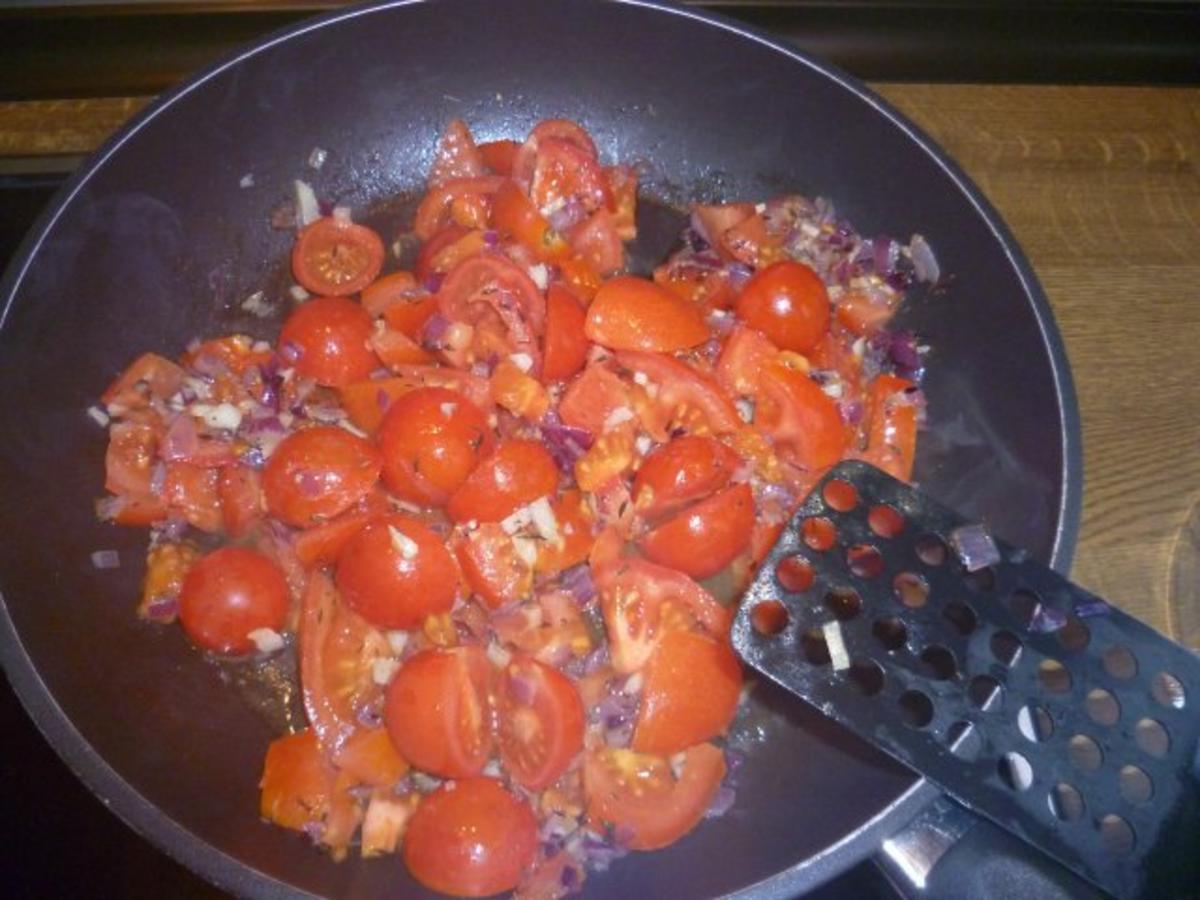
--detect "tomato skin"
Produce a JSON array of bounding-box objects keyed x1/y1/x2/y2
[
  {"x1": 632, "y1": 435, "x2": 740, "y2": 521},
  {"x1": 262, "y1": 426, "x2": 382, "y2": 528},
  {"x1": 335, "y1": 515, "x2": 458, "y2": 629},
  {"x1": 415, "y1": 224, "x2": 469, "y2": 283},
  {"x1": 384, "y1": 647, "x2": 493, "y2": 779},
  {"x1": 756, "y1": 363, "x2": 848, "y2": 470},
  {"x1": 512, "y1": 119, "x2": 599, "y2": 190},
  {"x1": 861, "y1": 373, "x2": 918, "y2": 481},
  {"x1": 376, "y1": 387, "x2": 491, "y2": 507},
  {"x1": 585, "y1": 276, "x2": 709, "y2": 352},
  {"x1": 492, "y1": 180, "x2": 570, "y2": 262},
  {"x1": 530, "y1": 138, "x2": 611, "y2": 218},
  {"x1": 496, "y1": 656, "x2": 585, "y2": 791},
  {"x1": 292, "y1": 217, "x2": 385, "y2": 298},
  {"x1": 429, "y1": 118, "x2": 484, "y2": 186},
  {"x1": 453, "y1": 522, "x2": 533, "y2": 609},
  {"x1": 583, "y1": 743, "x2": 726, "y2": 851},
  {"x1": 178, "y1": 546, "x2": 289, "y2": 655},
  {"x1": 279, "y1": 296, "x2": 379, "y2": 388},
  {"x1": 639, "y1": 482, "x2": 754, "y2": 579},
  {"x1": 446, "y1": 439, "x2": 559, "y2": 524},
  {"x1": 217, "y1": 465, "x2": 264, "y2": 537},
  {"x1": 633, "y1": 631, "x2": 742, "y2": 755},
  {"x1": 541, "y1": 284, "x2": 589, "y2": 383},
  {"x1": 735, "y1": 260, "x2": 830, "y2": 353},
  {"x1": 479, "y1": 139, "x2": 519, "y2": 176},
  {"x1": 403, "y1": 778, "x2": 538, "y2": 897}
]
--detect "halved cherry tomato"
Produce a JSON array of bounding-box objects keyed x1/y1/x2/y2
[
  {"x1": 438, "y1": 254, "x2": 546, "y2": 371},
  {"x1": 334, "y1": 727, "x2": 409, "y2": 788},
  {"x1": 558, "y1": 363, "x2": 630, "y2": 436},
  {"x1": 615, "y1": 350, "x2": 740, "y2": 436},
  {"x1": 479, "y1": 139, "x2": 519, "y2": 176},
  {"x1": 568, "y1": 209, "x2": 624, "y2": 276},
  {"x1": 162, "y1": 462, "x2": 222, "y2": 533},
  {"x1": 178, "y1": 546, "x2": 289, "y2": 655},
  {"x1": 583, "y1": 743, "x2": 726, "y2": 850},
  {"x1": 534, "y1": 489, "x2": 595, "y2": 575},
  {"x1": 861, "y1": 373, "x2": 918, "y2": 481},
  {"x1": 639, "y1": 482, "x2": 754, "y2": 579},
  {"x1": 541, "y1": 284, "x2": 589, "y2": 384},
  {"x1": 492, "y1": 180, "x2": 570, "y2": 261},
  {"x1": 413, "y1": 176, "x2": 504, "y2": 241},
  {"x1": 497, "y1": 656, "x2": 585, "y2": 791},
  {"x1": 260, "y1": 729, "x2": 336, "y2": 831},
  {"x1": 339, "y1": 376, "x2": 416, "y2": 434},
  {"x1": 632, "y1": 630, "x2": 742, "y2": 755},
  {"x1": 217, "y1": 465, "x2": 263, "y2": 537},
  {"x1": 530, "y1": 138, "x2": 611, "y2": 218},
  {"x1": 446, "y1": 439, "x2": 559, "y2": 524},
  {"x1": 596, "y1": 559, "x2": 729, "y2": 673},
  {"x1": 384, "y1": 646, "x2": 493, "y2": 779},
  {"x1": 279, "y1": 296, "x2": 379, "y2": 388},
  {"x1": 716, "y1": 324, "x2": 779, "y2": 397},
  {"x1": 454, "y1": 522, "x2": 533, "y2": 609},
  {"x1": 632, "y1": 435, "x2": 740, "y2": 521},
  {"x1": 415, "y1": 224, "x2": 469, "y2": 283},
  {"x1": 262, "y1": 426, "x2": 382, "y2": 528},
  {"x1": 292, "y1": 217, "x2": 385, "y2": 297},
  {"x1": 428, "y1": 118, "x2": 484, "y2": 186},
  {"x1": 585, "y1": 276, "x2": 709, "y2": 352},
  {"x1": 101, "y1": 352, "x2": 185, "y2": 410},
  {"x1": 105, "y1": 420, "x2": 159, "y2": 495},
  {"x1": 293, "y1": 506, "x2": 380, "y2": 569},
  {"x1": 511, "y1": 118, "x2": 599, "y2": 191},
  {"x1": 403, "y1": 778, "x2": 538, "y2": 897},
  {"x1": 377, "y1": 386, "x2": 491, "y2": 507},
  {"x1": 755, "y1": 363, "x2": 847, "y2": 470},
  {"x1": 735, "y1": 260, "x2": 829, "y2": 353},
  {"x1": 335, "y1": 515, "x2": 459, "y2": 629}
]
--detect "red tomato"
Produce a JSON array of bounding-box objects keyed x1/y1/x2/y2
[
  {"x1": 756, "y1": 363, "x2": 847, "y2": 470},
  {"x1": 334, "y1": 727, "x2": 409, "y2": 788},
  {"x1": 162, "y1": 462, "x2": 222, "y2": 533},
  {"x1": 293, "y1": 506, "x2": 380, "y2": 569},
  {"x1": 453, "y1": 522, "x2": 533, "y2": 609},
  {"x1": 533, "y1": 490, "x2": 595, "y2": 575},
  {"x1": 720, "y1": 213, "x2": 783, "y2": 268},
  {"x1": 217, "y1": 465, "x2": 263, "y2": 537},
  {"x1": 335, "y1": 515, "x2": 459, "y2": 629},
  {"x1": 377, "y1": 386, "x2": 492, "y2": 507},
  {"x1": 512, "y1": 118, "x2": 599, "y2": 191},
  {"x1": 101, "y1": 352, "x2": 185, "y2": 410},
  {"x1": 105, "y1": 420, "x2": 159, "y2": 495},
  {"x1": 862, "y1": 373, "x2": 918, "y2": 481},
  {"x1": 716, "y1": 324, "x2": 779, "y2": 396},
  {"x1": 479, "y1": 138, "x2": 519, "y2": 176},
  {"x1": 616, "y1": 350, "x2": 740, "y2": 436},
  {"x1": 596, "y1": 559, "x2": 729, "y2": 673},
  {"x1": 376, "y1": 288, "x2": 438, "y2": 338},
  {"x1": 428, "y1": 118, "x2": 484, "y2": 186},
  {"x1": 605, "y1": 164, "x2": 638, "y2": 240},
  {"x1": 413, "y1": 176, "x2": 504, "y2": 241},
  {"x1": 534, "y1": 286, "x2": 585, "y2": 387},
  {"x1": 360, "y1": 270, "x2": 421, "y2": 319},
  {"x1": 735, "y1": 260, "x2": 830, "y2": 353},
  {"x1": 585, "y1": 276, "x2": 709, "y2": 352},
  {"x1": 403, "y1": 778, "x2": 538, "y2": 897},
  {"x1": 655, "y1": 263, "x2": 734, "y2": 313},
  {"x1": 835, "y1": 288, "x2": 898, "y2": 336},
  {"x1": 390, "y1": 364, "x2": 493, "y2": 412},
  {"x1": 567, "y1": 209, "x2": 625, "y2": 276},
  {"x1": 415, "y1": 224, "x2": 469, "y2": 283},
  {"x1": 279, "y1": 296, "x2": 379, "y2": 388},
  {"x1": 632, "y1": 630, "x2": 742, "y2": 755},
  {"x1": 339, "y1": 376, "x2": 416, "y2": 434},
  {"x1": 262, "y1": 426, "x2": 382, "y2": 528},
  {"x1": 446, "y1": 439, "x2": 559, "y2": 524},
  {"x1": 437, "y1": 254, "x2": 546, "y2": 371},
  {"x1": 292, "y1": 217, "x2": 385, "y2": 297},
  {"x1": 556, "y1": 255, "x2": 603, "y2": 302},
  {"x1": 639, "y1": 482, "x2": 754, "y2": 579},
  {"x1": 531, "y1": 138, "x2": 611, "y2": 219},
  {"x1": 384, "y1": 647, "x2": 493, "y2": 779},
  {"x1": 690, "y1": 202, "x2": 755, "y2": 249},
  {"x1": 369, "y1": 325, "x2": 434, "y2": 368},
  {"x1": 489, "y1": 360, "x2": 550, "y2": 421},
  {"x1": 178, "y1": 546, "x2": 289, "y2": 655},
  {"x1": 259, "y1": 729, "x2": 337, "y2": 832},
  {"x1": 583, "y1": 743, "x2": 726, "y2": 850},
  {"x1": 558, "y1": 363, "x2": 631, "y2": 436},
  {"x1": 492, "y1": 180, "x2": 570, "y2": 261},
  {"x1": 496, "y1": 656, "x2": 585, "y2": 790},
  {"x1": 632, "y1": 435, "x2": 740, "y2": 521}
]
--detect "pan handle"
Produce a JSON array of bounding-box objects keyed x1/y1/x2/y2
[{"x1": 873, "y1": 796, "x2": 1108, "y2": 900}]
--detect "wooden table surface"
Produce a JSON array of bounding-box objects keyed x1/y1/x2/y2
[{"x1": 3, "y1": 84, "x2": 1199, "y2": 646}]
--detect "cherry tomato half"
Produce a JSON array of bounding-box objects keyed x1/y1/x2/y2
[
  {"x1": 446, "y1": 439, "x2": 559, "y2": 524},
  {"x1": 262, "y1": 426, "x2": 382, "y2": 528},
  {"x1": 632, "y1": 435, "x2": 740, "y2": 522},
  {"x1": 735, "y1": 260, "x2": 829, "y2": 353},
  {"x1": 585, "y1": 276, "x2": 709, "y2": 352},
  {"x1": 279, "y1": 296, "x2": 379, "y2": 388},
  {"x1": 454, "y1": 522, "x2": 533, "y2": 609},
  {"x1": 178, "y1": 546, "x2": 289, "y2": 655},
  {"x1": 639, "y1": 482, "x2": 755, "y2": 580},
  {"x1": 292, "y1": 217, "x2": 385, "y2": 298},
  {"x1": 755, "y1": 363, "x2": 847, "y2": 471},
  {"x1": 496, "y1": 656, "x2": 585, "y2": 791},
  {"x1": 541, "y1": 284, "x2": 589, "y2": 384}
]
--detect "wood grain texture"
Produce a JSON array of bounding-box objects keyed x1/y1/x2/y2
[{"x1": 1, "y1": 85, "x2": 1198, "y2": 640}]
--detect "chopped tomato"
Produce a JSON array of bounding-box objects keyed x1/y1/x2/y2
[
  {"x1": 413, "y1": 176, "x2": 504, "y2": 241},
  {"x1": 181, "y1": 335, "x2": 271, "y2": 379},
  {"x1": 512, "y1": 118, "x2": 599, "y2": 191},
  {"x1": 496, "y1": 656, "x2": 585, "y2": 790},
  {"x1": 279, "y1": 296, "x2": 380, "y2": 388},
  {"x1": 369, "y1": 324, "x2": 435, "y2": 368},
  {"x1": 479, "y1": 138, "x2": 520, "y2": 176},
  {"x1": 632, "y1": 630, "x2": 742, "y2": 755},
  {"x1": 333, "y1": 727, "x2": 409, "y2": 788},
  {"x1": 533, "y1": 490, "x2": 595, "y2": 575},
  {"x1": 101, "y1": 352, "x2": 185, "y2": 410},
  {"x1": 542, "y1": 284, "x2": 589, "y2": 384},
  {"x1": 339, "y1": 376, "x2": 416, "y2": 434},
  {"x1": 720, "y1": 212, "x2": 783, "y2": 268},
  {"x1": 139, "y1": 541, "x2": 197, "y2": 622},
  {"x1": 583, "y1": 743, "x2": 726, "y2": 850},
  {"x1": 428, "y1": 118, "x2": 485, "y2": 186},
  {"x1": 384, "y1": 646, "x2": 493, "y2": 779},
  {"x1": 376, "y1": 287, "x2": 438, "y2": 339},
  {"x1": 260, "y1": 729, "x2": 337, "y2": 831},
  {"x1": 558, "y1": 363, "x2": 631, "y2": 436},
  {"x1": 568, "y1": 209, "x2": 624, "y2": 276},
  {"x1": 262, "y1": 426, "x2": 382, "y2": 528},
  {"x1": 390, "y1": 364, "x2": 493, "y2": 411},
  {"x1": 403, "y1": 778, "x2": 538, "y2": 897},
  {"x1": 585, "y1": 276, "x2": 709, "y2": 352},
  {"x1": 755, "y1": 363, "x2": 847, "y2": 470},
  {"x1": 292, "y1": 217, "x2": 385, "y2": 297},
  {"x1": 615, "y1": 350, "x2": 740, "y2": 436},
  {"x1": 360, "y1": 271, "x2": 424, "y2": 321},
  {"x1": 293, "y1": 506, "x2": 381, "y2": 568},
  {"x1": 556, "y1": 255, "x2": 603, "y2": 301},
  {"x1": 655, "y1": 263, "x2": 734, "y2": 313},
  {"x1": 632, "y1": 435, "x2": 740, "y2": 521},
  {"x1": 861, "y1": 373, "x2": 918, "y2": 481},
  {"x1": 690, "y1": 202, "x2": 754, "y2": 249},
  {"x1": 446, "y1": 439, "x2": 559, "y2": 524},
  {"x1": 735, "y1": 260, "x2": 829, "y2": 353},
  {"x1": 573, "y1": 423, "x2": 637, "y2": 494},
  {"x1": 217, "y1": 465, "x2": 263, "y2": 537},
  {"x1": 105, "y1": 420, "x2": 160, "y2": 495},
  {"x1": 178, "y1": 546, "x2": 289, "y2": 654},
  {"x1": 162, "y1": 462, "x2": 222, "y2": 533},
  {"x1": 454, "y1": 522, "x2": 533, "y2": 609},
  {"x1": 639, "y1": 482, "x2": 754, "y2": 579},
  {"x1": 490, "y1": 360, "x2": 550, "y2": 421},
  {"x1": 835, "y1": 288, "x2": 898, "y2": 336},
  {"x1": 437, "y1": 254, "x2": 546, "y2": 371},
  {"x1": 492, "y1": 180, "x2": 570, "y2": 261},
  {"x1": 605, "y1": 164, "x2": 638, "y2": 240},
  {"x1": 415, "y1": 223, "x2": 470, "y2": 282},
  {"x1": 716, "y1": 324, "x2": 779, "y2": 396}
]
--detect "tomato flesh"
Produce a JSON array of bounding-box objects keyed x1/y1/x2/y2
[
  {"x1": 446, "y1": 439, "x2": 559, "y2": 524},
  {"x1": 292, "y1": 217, "x2": 385, "y2": 298},
  {"x1": 496, "y1": 656, "x2": 585, "y2": 791}
]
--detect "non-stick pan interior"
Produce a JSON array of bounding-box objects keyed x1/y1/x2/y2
[{"x1": 0, "y1": 1, "x2": 1078, "y2": 897}]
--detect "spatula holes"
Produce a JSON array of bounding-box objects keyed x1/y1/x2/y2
[
  {"x1": 893, "y1": 572, "x2": 929, "y2": 608},
  {"x1": 990, "y1": 630, "x2": 1023, "y2": 667},
  {"x1": 1101, "y1": 645, "x2": 1137, "y2": 680},
  {"x1": 1056, "y1": 616, "x2": 1091, "y2": 653},
  {"x1": 963, "y1": 567, "x2": 995, "y2": 592},
  {"x1": 867, "y1": 504, "x2": 904, "y2": 539},
  {"x1": 802, "y1": 517, "x2": 837, "y2": 551},
  {"x1": 1085, "y1": 688, "x2": 1120, "y2": 726},
  {"x1": 1017, "y1": 703, "x2": 1054, "y2": 742},
  {"x1": 999, "y1": 751, "x2": 1034, "y2": 792},
  {"x1": 914, "y1": 533, "x2": 948, "y2": 566},
  {"x1": 898, "y1": 690, "x2": 934, "y2": 728},
  {"x1": 1008, "y1": 589, "x2": 1042, "y2": 629},
  {"x1": 1118, "y1": 765, "x2": 1153, "y2": 805},
  {"x1": 947, "y1": 721, "x2": 982, "y2": 760},
  {"x1": 872, "y1": 617, "x2": 907, "y2": 651},
  {"x1": 825, "y1": 587, "x2": 862, "y2": 621},
  {"x1": 822, "y1": 479, "x2": 859, "y2": 512},
  {"x1": 1067, "y1": 734, "x2": 1103, "y2": 772},
  {"x1": 1151, "y1": 671, "x2": 1186, "y2": 710},
  {"x1": 776, "y1": 556, "x2": 814, "y2": 593},
  {"x1": 801, "y1": 628, "x2": 831, "y2": 665},
  {"x1": 1097, "y1": 814, "x2": 1135, "y2": 856},
  {"x1": 1037, "y1": 659, "x2": 1072, "y2": 694},
  {"x1": 847, "y1": 659, "x2": 885, "y2": 696},
  {"x1": 968, "y1": 675, "x2": 1003, "y2": 711},
  {"x1": 1048, "y1": 783, "x2": 1085, "y2": 821},
  {"x1": 1134, "y1": 718, "x2": 1169, "y2": 758},
  {"x1": 942, "y1": 601, "x2": 977, "y2": 636},
  {"x1": 847, "y1": 544, "x2": 884, "y2": 579},
  {"x1": 751, "y1": 600, "x2": 789, "y2": 637},
  {"x1": 919, "y1": 645, "x2": 957, "y2": 681}
]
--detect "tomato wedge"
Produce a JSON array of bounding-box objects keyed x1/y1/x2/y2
[
  {"x1": 615, "y1": 350, "x2": 740, "y2": 437},
  {"x1": 437, "y1": 254, "x2": 546, "y2": 371},
  {"x1": 479, "y1": 138, "x2": 519, "y2": 176},
  {"x1": 492, "y1": 180, "x2": 570, "y2": 262},
  {"x1": 542, "y1": 284, "x2": 589, "y2": 384},
  {"x1": 511, "y1": 118, "x2": 599, "y2": 191},
  {"x1": 292, "y1": 217, "x2": 385, "y2": 297},
  {"x1": 260, "y1": 729, "x2": 337, "y2": 832},
  {"x1": 861, "y1": 373, "x2": 918, "y2": 481},
  {"x1": 279, "y1": 296, "x2": 380, "y2": 388},
  {"x1": 639, "y1": 482, "x2": 755, "y2": 580},
  {"x1": 716, "y1": 324, "x2": 779, "y2": 397},
  {"x1": 454, "y1": 522, "x2": 534, "y2": 609},
  {"x1": 586, "y1": 276, "x2": 709, "y2": 352},
  {"x1": 631, "y1": 435, "x2": 740, "y2": 522},
  {"x1": 413, "y1": 176, "x2": 504, "y2": 241},
  {"x1": 446, "y1": 439, "x2": 559, "y2": 524},
  {"x1": 496, "y1": 656, "x2": 585, "y2": 790},
  {"x1": 428, "y1": 118, "x2": 485, "y2": 186},
  {"x1": 262, "y1": 426, "x2": 382, "y2": 528},
  {"x1": 755, "y1": 363, "x2": 847, "y2": 470}
]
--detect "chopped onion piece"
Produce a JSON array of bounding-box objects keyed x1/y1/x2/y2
[
  {"x1": 908, "y1": 234, "x2": 940, "y2": 284},
  {"x1": 332, "y1": 205, "x2": 352, "y2": 223},
  {"x1": 634, "y1": 434, "x2": 652, "y2": 455},
  {"x1": 527, "y1": 264, "x2": 549, "y2": 290},
  {"x1": 512, "y1": 536, "x2": 538, "y2": 567},
  {"x1": 500, "y1": 504, "x2": 533, "y2": 535},
  {"x1": 386, "y1": 630, "x2": 410, "y2": 656},
  {"x1": 603, "y1": 406, "x2": 634, "y2": 429},
  {"x1": 90, "y1": 549, "x2": 120, "y2": 570},
  {"x1": 486, "y1": 641, "x2": 513, "y2": 668},
  {"x1": 823, "y1": 620, "x2": 849, "y2": 671},
  {"x1": 388, "y1": 525, "x2": 419, "y2": 559},
  {"x1": 508, "y1": 352, "x2": 534, "y2": 373},
  {"x1": 623, "y1": 672, "x2": 643, "y2": 694},
  {"x1": 949, "y1": 523, "x2": 1001, "y2": 572},
  {"x1": 308, "y1": 147, "x2": 328, "y2": 170},
  {"x1": 190, "y1": 402, "x2": 243, "y2": 431},
  {"x1": 289, "y1": 285, "x2": 311, "y2": 302},
  {"x1": 248, "y1": 627, "x2": 285, "y2": 654},
  {"x1": 372, "y1": 657, "x2": 400, "y2": 685},
  {"x1": 86, "y1": 405, "x2": 110, "y2": 427},
  {"x1": 735, "y1": 397, "x2": 754, "y2": 423},
  {"x1": 241, "y1": 290, "x2": 272, "y2": 317},
  {"x1": 529, "y1": 496, "x2": 559, "y2": 542},
  {"x1": 239, "y1": 173, "x2": 255, "y2": 189},
  {"x1": 293, "y1": 179, "x2": 320, "y2": 226}
]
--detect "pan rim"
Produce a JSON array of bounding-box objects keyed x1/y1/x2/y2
[{"x1": 0, "y1": 0, "x2": 1082, "y2": 897}]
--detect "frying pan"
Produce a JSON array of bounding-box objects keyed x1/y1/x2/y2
[{"x1": 0, "y1": 0, "x2": 1081, "y2": 897}]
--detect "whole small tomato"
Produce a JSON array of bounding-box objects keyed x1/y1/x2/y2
[
  {"x1": 735, "y1": 260, "x2": 830, "y2": 353},
  {"x1": 178, "y1": 546, "x2": 289, "y2": 655}
]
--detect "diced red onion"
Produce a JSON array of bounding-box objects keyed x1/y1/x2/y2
[
  {"x1": 421, "y1": 312, "x2": 451, "y2": 349},
  {"x1": 542, "y1": 422, "x2": 594, "y2": 473},
  {"x1": 507, "y1": 670, "x2": 538, "y2": 707},
  {"x1": 839, "y1": 399, "x2": 864, "y2": 426},
  {"x1": 149, "y1": 460, "x2": 167, "y2": 493},
  {"x1": 725, "y1": 261, "x2": 753, "y2": 289},
  {"x1": 1030, "y1": 606, "x2": 1068, "y2": 634},
  {"x1": 482, "y1": 229, "x2": 500, "y2": 247},
  {"x1": 423, "y1": 272, "x2": 445, "y2": 293},
  {"x1": 188, "y1": 352, "x2": 227, "y2": 379},
  {"x1": 872, "y1": 236, "x2": 900, "y2": 277},
  {"x1": 908, "y1": 234, "x2": 940, "y2": 284},
  {"x1": 580, "y1": 830, "x2": 629, "y2": 871},
  {"x1": 547, "y1": 197, "x2": 587, "y2": 234},
  {"x1": 705, "y1": 785, "x2": 736, "y2": 820},
  {"x1": 160, "y1": 415, "x2": 199, "y2": 461},
  {"x1": 239, "y1": 446, "x2": 266, "y2": 469},
  {"x1": 142, "y1": 594, "x2": 179, "y2": 623},
  {"x1": 949, "y1": 523, "x2": 1001, "y2": 572},
  {"x1": 279, "y1": 340, "x2": 304, "y2": 363},
  {"x1": 558, "y1": 564, "x2": 597, "y2": 605}
]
